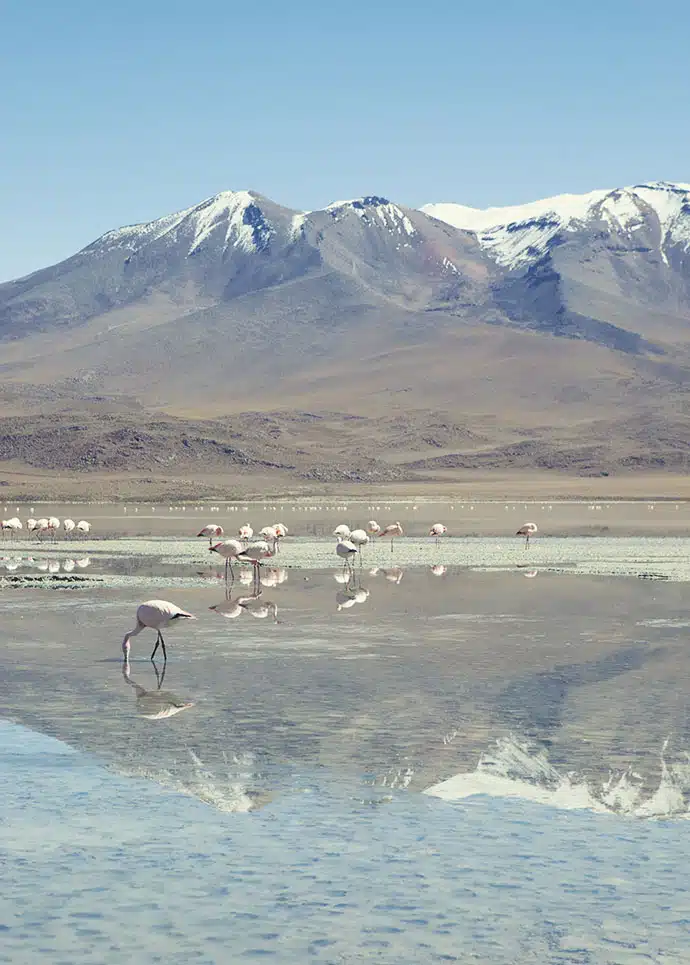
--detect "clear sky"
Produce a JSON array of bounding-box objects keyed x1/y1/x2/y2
[{"x1": 2, "y1": 0, "x2": 689, "y2": 281}]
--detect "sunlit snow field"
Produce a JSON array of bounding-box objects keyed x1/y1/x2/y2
[{"x1": 3, "y1": 500, "x2": 690, "y2": 962}]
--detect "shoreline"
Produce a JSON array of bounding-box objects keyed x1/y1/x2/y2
[{"x1": 3, "y1": 467, "x2": 690, "y2": 503}]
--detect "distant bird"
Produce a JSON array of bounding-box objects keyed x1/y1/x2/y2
[
  {"x1": 75, "y1": 557, "x2": 90, "y2": 568},
  {"x1": 47, "y1": 517, "x2": 60, "y2": 539},
  {"x1": 378, "y1": 521, "x2": 404, "y2": 553},
  {"x1": 63, "y1": 518, "x2": 76, "y2": 537},
  {"x1": 349, "y1": 528, "x2": 369, "y2": 562},
  {"x1": 62, "y1": 559, "x2": 76, "y2": 572},
  {"x1": 367, "y1": 520, "x2": 381, "y2": 537},
  {"x1": 259, "y1": 525, "x2": 279, "y2": 549},
  {"x1": 26, "y1": 518, "x2": 38, "y2": 534},
  {"x1": 209, "y1": 538, "x2": 244, "y2": 580},
  {"x1": 121, "y1": 599, "x2": 196, "y2": 661},
  {"x1": 430, "y1": 564, "x2": 447, "y2": 576},
  {"x1": 198, "y1": 523, "x2": 224, "y2": 546},
  {"x1": 238, "y1": 524, "x2": 254, "y2": 541},
  {"x1": 76, "y1": 520, "x2": 91, "y2": 535},
  {"x1": 35, "y1": 518, "x2": 49, "y2": 538},
  {"x1": 333, "y1": 524, "x2": 351, "y2": 540},
  {"x1": 1, "y1": 518, "x2": 22, "y2": 538},
  {"x1": 237, "y1": 540, "x2": 275, "y2": 586},
  {"x1": 336, "y1": 538, "x2": 358, "y2": 568},
  {"x1": 429, "y1": 523, "x2": 447, "y2": 545},
  {"x1": 516, "y1": 522, "x2": 538, "y2": 547},
  {"x1": 273, "y1": 522, "x2": 288, "y2": 539}
]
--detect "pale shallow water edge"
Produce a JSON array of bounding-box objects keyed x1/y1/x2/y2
[
  {"x1": 6, "y1": 536, "x2": 690, "y2": 582},
  {"x1": 2, "y1": 721, "x2": 690, "y2": 965}
]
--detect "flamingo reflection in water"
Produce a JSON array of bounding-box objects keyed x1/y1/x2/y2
[
  {"x1": 210, "y1": 589, "x2": 280, "y2": 623},
  {"x1": 121, "y1": 657, "x2": 195, "y2": 720}
]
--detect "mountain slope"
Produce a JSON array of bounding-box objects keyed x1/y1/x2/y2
[
  {"x1": 2, "y1": 182, "x2": 690, "y2": 486},
  {"x1": 423, "y1": 181, "x2": 690, "y2": 349}
]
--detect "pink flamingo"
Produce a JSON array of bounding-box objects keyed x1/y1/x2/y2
[
  {"x1": 378, "y1": 522, "x2": 404, "y2": 553},
  {"x1": 122, "y1": 599, "x2": 196, "y2": 661},
  {"x1": 516, "y1": 522, "x2": 538, "y2": 548}
]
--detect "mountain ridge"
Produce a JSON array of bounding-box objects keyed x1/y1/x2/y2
[{"x1": 2, "y1": 180, "x2": 690, "y2": 489}]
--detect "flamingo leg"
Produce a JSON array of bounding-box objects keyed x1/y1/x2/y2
[{"x1": 390, "y1": 538, "x2": 394, "y2": 554}]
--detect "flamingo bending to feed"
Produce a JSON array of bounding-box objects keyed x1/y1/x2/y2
[
  {"x1": 378, "y1": 521, "x2": 404, "y2": 553},
  {"x1": 333, "y1": 524, "x2": 351, "y2": 540},
  {"x1": 47, "y1": 517, "x2": 60, "y2": 540},
  {"x1": 367, "y1": 520, "x2": 381, "y2": 537},
  {"x1": 209, "y1": 538, "x2": 244, "y2": 580},
  {"x1": 198, "y1": 523, "x2": 224, "y2": 546},
  {"x1": 76, "y1": 520, "x2": 91, "y2": 535},
  {"x1": 238, "y1": 524, "x2": 254, "y2": 541},
  {"x1": 63, "y1": 518, "x2": 76, "y2": 537},
  {"x1": 430, "y1": 523, "x2": 447, "y2": 545},
  {"x1": 122, "y1": 599, "x2": 196, "y2": 661},
  {"x1": 516, "y1": 522, "x2": 538, "y2": 547}
]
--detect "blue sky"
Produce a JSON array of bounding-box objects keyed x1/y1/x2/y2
[{"x1": 2, "y1": 0, "x2": 689, "y2": 280}]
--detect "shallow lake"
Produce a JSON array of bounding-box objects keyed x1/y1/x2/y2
[{"x1": 3, "y1": 522, "x2": 690, "y2": 962}]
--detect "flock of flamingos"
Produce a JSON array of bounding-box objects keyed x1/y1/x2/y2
[
  {"x1": 123, "y1": 517, "x2": 539, "y2": 664},
  {"x1": 2, "y1": 510, "x2": 539, "y2": 664}
]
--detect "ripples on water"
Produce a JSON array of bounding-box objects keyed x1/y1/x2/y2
[{"x1": 4, "y1": 531, "x2": 690, "y2": 961}]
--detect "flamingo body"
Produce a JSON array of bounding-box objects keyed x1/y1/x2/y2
[{"x1": 122, "y1": 599, "x2": 196, "y2": 660}]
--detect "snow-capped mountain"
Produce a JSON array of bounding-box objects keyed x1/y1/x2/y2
[
  {"x1": 0, "y1": 190, "x2": 495, "y2": 342},
  {"x1": 3, "y1": 180, "x2": 690, "y2": 480},
  {"x1": 422, "y1": 180, "x2": 690, "y2": 270}
]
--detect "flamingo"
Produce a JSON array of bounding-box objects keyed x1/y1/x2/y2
[
  {"x1": 349, "y1": 529, "x2": 369, "y2": 563},
  {"x1": 336, "y1": 538, "x2": 358, "y2": 570},
  {"x1": 367, "y1": 520, "x2": 381, "y2": 537},
  {"x1": 430, "y1": 564, "x2": 447, "y2": 576},
  {"x1": 63, "y1": 518, "x2": 76, "y2": 537},
  {"x1": 272, "y1": 523, "x2": 288, "y2": 551},
  {"x1": 259, "y1": 525, "x2": 279, "y2": 549},
  {"x1": 198, "y1": 523, "x2": 224, "y2": 546},
  {"x1": 516, "y1": 522, "x2": 538, "y2": 548},
  {"x1": 47, "y1": 517, "x2": 60, "y2": 540},
  {"x1": 333, "y1": 524, "x2": 351, "y2": 541},
  {"x1": 209, "y1": 538, "x2": 244, "y2": 581},
  {"x1": 236, "y1": 540, "x2": 275, "y2": 588},
  {"x1": 238, "y1": 524, "x2": 254, "y2": 541},
  {"x1": 429, "y1": 523, "x2": 447, "y2": 545},
  {"x1": 378, "y1": 521, "x2": 404, "y2": 553},
  {"x1": 1, "y1": 518, "x2": 22, "y2": 539},
  {"x1": 76, "y1": 520, "x2": 91, "y2": 536},
  {"x1": 121, "y1": 599, "x2": 196, "y2": 661},
  {"x1": 26, "y1": 518, "x2": 38, "y2": 535},
  {"x1": 35, "y1": 518, "x2": 49, "y2": 539}
]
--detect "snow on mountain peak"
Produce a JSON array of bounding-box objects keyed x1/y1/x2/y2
[
  {"x1": 326, "y1": 196, "x2": 416, "y2": 236},
  {"x1": 421, "y1": 181, "x2": 690, "y2": 269},
  {"x1": 89, "y1": 189, "x2": 273, "y2": 257}
]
